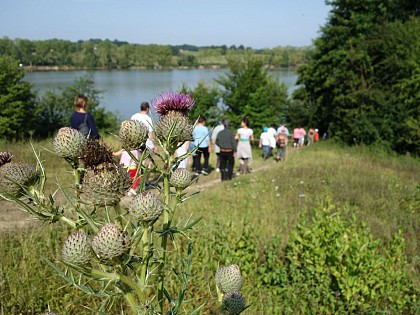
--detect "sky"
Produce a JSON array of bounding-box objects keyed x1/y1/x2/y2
[{"x1": 0, "y1": 0, "x2": 331, "y2": 49}]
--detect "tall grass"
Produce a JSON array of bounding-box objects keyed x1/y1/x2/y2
[{"x1": 0, "y1": 140, "x2": 419, "y2": 314}]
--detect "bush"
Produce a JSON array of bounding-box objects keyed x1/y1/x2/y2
[{"x1": 271, "y1": 201, "x2": 419, "y2": 314}]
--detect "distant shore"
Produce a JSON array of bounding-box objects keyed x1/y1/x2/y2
[{"x1": 23, "y1": 64, "x2": 297, "y2": 72}]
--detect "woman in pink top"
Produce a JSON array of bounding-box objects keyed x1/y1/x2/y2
[{"x1": 293, "y1": 128, "x2": 300, "y2": 148}]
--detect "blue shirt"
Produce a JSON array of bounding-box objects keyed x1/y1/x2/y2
[
  {"x1": 70, "y1": 112, "x2": 100, "y2": 139},
  {"x1": 193, "y1": 125, "x2": 210, "y2": 148}
]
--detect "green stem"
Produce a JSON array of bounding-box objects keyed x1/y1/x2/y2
[
  {"x1": 91, "y1": 269, "x2": 144, "y2": 302},
  {"x1": 59, "y1": 215, "x2": 77, "y2": 228},
  {"x1": 114, "y1": 202, "x2": 124, "y2": 228},
  {"x1": 158, "y1": 159, "x2": 173, "y2": 313},
  {"x1": 124, "y1": 291, "x2": 140, "y2": 315},
  {"x1": 140, "y1": 224, "x2": 151, "y2": 289}
]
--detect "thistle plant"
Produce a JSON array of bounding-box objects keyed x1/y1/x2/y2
[
  {"x1": 215, "y1": 265, "x2": 249, "y2": 315},
  {"x1": 0, "y1": 91, "x2": 218, "y2": 315}
]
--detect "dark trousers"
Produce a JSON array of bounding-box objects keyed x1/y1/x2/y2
[
  {"x1": 193, "y1": 146, "x2": 209, "y2": 172},
  {"x1": 219, "y1": 151, "x2": 234, "y2": 180}
]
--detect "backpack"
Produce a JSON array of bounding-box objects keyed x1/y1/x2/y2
[
  {"x1": 78, "y1": 114, "x2": 91, "y2": 138},
  {"x1": 277, "y1": 134, "x2": 286, "y2": 148}
]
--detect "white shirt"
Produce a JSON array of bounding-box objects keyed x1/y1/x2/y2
[
  {"x1": 260, "y1": 132, "x2": 271, "y2": 146},
  {"x1": 131, "y1": 112, "x2": 155, "y2": 149},
  {"x1": 211, "y1": 124, "x2": 225, "y2": 153},
  {"x1": 267, "y1": 127, "x2": 277, "y2": 148}
]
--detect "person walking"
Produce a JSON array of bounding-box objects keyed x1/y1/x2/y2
[
  {"x1": 299, "y1": 127, "x2": 306, "y2": 147},
  {"x1": 215, "y1": 120, "x2": 236, "y2": 181},
  {"x1": 235, "y1": 117, "x2": 254, "y2": 174},
  {"x1": 130, "y1": 101, "x2": 156, "y2": 186},
  {"x1": 267, "y1": 124, "x2": 277, "y2": 157},
  {"x1": 70, "y1": 94, "x2": 100, "y2": 139},
  {"x1": 276, "y1": 131, "x2": 288, "y2": 161},
  {"x1": 113, "y1": 149, "x2": 140, "y2": 196},
  {"x1": 130, "y1": 101, "x2": 157, "y2": 153},
  {"x1": 192, "y1": 116, "x2": 211, "y2": 175},
  {"x1": 293, "y1": 127, "x2": 300, "y2": 149},
  {"x1": 211, "y1": 120, "x2": 225, "y2": 172},
  {"x1": 307, "y1": 128, "x2": 315, "y2": 145},
  {"x1": 259, "y1": 127, "x2": 271, "y2": 160}
]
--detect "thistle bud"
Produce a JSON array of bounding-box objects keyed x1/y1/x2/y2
[
  {"x1": 81, "y1": 162, "x2": 131, "y2": 206},
  {"x1": 0, "y1": 152, "x2": 13, "y2": 167},
  {"x1": 155, "y1": 111, "x2": 193, "y2": 155},
  {"x1": 222, "y1": 291, "x2": 246, "y2": 315},
  {"x1": 52, "y1": 127, "x2": 86, "y2": 160},
  {"x1": 0, "y1": 162, "x2": 39, "y2": 197},
  {"x1": 215, "y1": 264, "x2": 243, "y2": 293},
  {"x1": 129, "y1": 191, "x2": 163, "y2": 223},
  {"x1": 62, "y1": 231, "x2": 92, "y2": 265},
  {"x1": 92, "y1": 224, "x2": 130, "y2": 260},
  {"x1": 170, "y1": 168, "x2": 192, "y2": 190},
  {"x1": 119, "y1": 120, "x2": 148, "y2": 150}
]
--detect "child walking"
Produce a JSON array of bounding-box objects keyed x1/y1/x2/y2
[{"x1": 113, "y1": 149, "x2": 140, "y2": 196}]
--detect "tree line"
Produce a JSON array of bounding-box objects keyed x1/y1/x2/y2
[
  {"x1": 1, "y1": 0, "x2": 419, "y2": 156},
  {"x1": 0, "y1": 37, "x2": 311, "y2": 69}
]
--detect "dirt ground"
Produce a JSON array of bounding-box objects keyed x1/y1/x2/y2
[{"x1": 0, "y1": 160, "x2": 272, "y2": 233}]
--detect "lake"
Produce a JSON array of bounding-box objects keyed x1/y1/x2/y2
[{"x1": 25, "y1": 69, "x2": 298, "y2": 120}]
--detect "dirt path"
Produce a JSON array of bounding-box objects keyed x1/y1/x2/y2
[{"x1": 0, "y1": 153, "x2": 287, "y2": 232}]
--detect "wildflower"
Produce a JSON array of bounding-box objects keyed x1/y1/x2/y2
[
  {"x1": 62, "y1": 231, "x2": 92, "y2": 265},
  {"x1": 92, "y1": 224, "x2": 130, "y2": 260},
  {"x1": 0, "y1": 152, "x2": 13, "y2": 167},
  {"x1": 170, "y1": 168, "x2": 192, "y2": 190},
  {"x1": 152, "y1": 91, "x2": 195, "y2": 116},
  {"x1": 215, "y1": 264, "x2": 243, "y2": 293},
  {"x1": 80, "y1": 139, "x2": 114, "y2": 168},
  {"x1": 155, "y1": 111, "x2": 193, "y2": 153},
  {"x1": 81, "y1": 162, "x2": 131, "y2": 206},
  {"x1": 52, "y1": 127, "x2": 86, "y2": 160},
  {"x1": 119, "y1": 119, "x2": 148, "y2": 150},
  {"x1": 0, "y1": 162, "x2": 39, "y2": 197},
  {"x1": 129, "y1": 191, "x2": 164, "y2": 223},
  {"x1": 222, "y1": 291, "x2": 246, "y2": 315}
]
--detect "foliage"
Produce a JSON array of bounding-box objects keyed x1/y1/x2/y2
[
  {"x1": 181, "y1": 81, "x2": 221, "y2": 124},
  {"x1": 34, "y1": 73, "x2": 120, "y2": 138},
  {"x1": 272, "y1": 202, "x2": 418, "y2": 314},
  {"x1": 217, "y1": 55, "x2": 289, "y2": 133},
  {"x1": 0, "y1": 37, "x2": 312, "y2": 69},
  {"x1": 1, "y1": 141, "x2": 419, "y2": 314},
  {"x1": 0, "y1": 56, "x2": 37, "y2": 140},
  {"x1": 291, "y1": 0, "x2": 420, "y2": 155}
]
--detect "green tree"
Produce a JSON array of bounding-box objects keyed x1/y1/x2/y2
[
  {"x1": 0, "y1": 56, "x2": 37, "y2": 140},
  {"x1": 34, "y1": 74, "x2": 120, "y2": 138},
  {"x1": 292, "y1": 0, "x2": 419, "y2": 153},
  {"x1": 217, "y1": 54, "x2": 289, "y2": 133},
  {"x1": 181, "y1": 81, "x2": 221, "y2": 124}
]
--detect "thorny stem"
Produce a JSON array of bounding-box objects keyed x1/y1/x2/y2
[
  {"x1": 158, "y1": 155, "x2": 173, "y2": 313},
  {"x1": 140, "y1": 223, "x2": 152, "y2": 289}
]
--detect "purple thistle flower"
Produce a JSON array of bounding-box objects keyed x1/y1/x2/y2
[{"x1": 152, "y1": 91, "x2": 195, "y2": 116}]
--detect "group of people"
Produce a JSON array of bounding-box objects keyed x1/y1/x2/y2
[
  {"x1": 192, "y1": 117, "x2": 254, "y2": 181},
  {"x1": 258, "y1": 124, "x2": 320, "y2": 162},
  {"x1": 69, "y1": 95, "x2": 321, "y2": 193}
]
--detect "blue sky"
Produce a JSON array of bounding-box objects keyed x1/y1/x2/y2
[{"x1": 0, "y1": 0, "x2": 331, "y2": 49}]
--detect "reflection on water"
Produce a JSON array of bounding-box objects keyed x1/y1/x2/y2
[{"x1": 25, "y1": 69, "x2": 298, "y2": 120}]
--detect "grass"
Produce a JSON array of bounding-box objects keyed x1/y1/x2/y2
[{"x1": 0, "y1": 139, "x2": 419, "y2": 314}]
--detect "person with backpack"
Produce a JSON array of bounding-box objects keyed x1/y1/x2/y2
[
  {"x1": 70, "y1": 94, "x2": 100, "y2": 139},
  {"x1": 276, "y1": 131, "x2": 288, "y2": 161}
]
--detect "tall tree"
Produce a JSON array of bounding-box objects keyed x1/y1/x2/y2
[
  {"x1": 0, "y1": 56, "x2": 37, "y2": 140},
  {"x1": 292, "y1": 0, "x2": 419, "y2": 153},
  {"x1": 217, "y1": 54, "x2": 289, "y2": 132}
]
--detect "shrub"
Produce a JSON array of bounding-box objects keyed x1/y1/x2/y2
[{"x1": 271, "y1": 201, "x2": 419, "y2": 314}]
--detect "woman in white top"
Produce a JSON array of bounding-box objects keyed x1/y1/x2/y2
[{"x1": 235, "y1": 117, "x2": 254, "y2": 174}]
